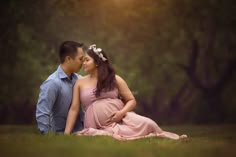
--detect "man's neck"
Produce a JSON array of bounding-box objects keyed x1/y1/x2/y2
[{"x1": 60, "y1": 64, "x2": 73, "y2": 78}]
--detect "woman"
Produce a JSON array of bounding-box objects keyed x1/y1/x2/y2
[{"x1": 64, "y1": 44, "x2": 187, "y2": 140}]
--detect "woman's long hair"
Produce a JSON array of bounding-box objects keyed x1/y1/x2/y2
[{"x1": 87, "y1": 47, "x2": 117, "y2": 97}]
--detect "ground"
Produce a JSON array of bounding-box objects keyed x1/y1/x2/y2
[{"x1": 0, "y1": 124, "x2": 235, "y2": 157}]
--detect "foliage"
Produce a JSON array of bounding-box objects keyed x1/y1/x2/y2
[{"x1": 0, "y1": 0, "x2": 235, "y2": 123}]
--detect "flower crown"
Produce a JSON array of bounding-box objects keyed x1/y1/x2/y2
[{"x1": 88, "y1": 44, "x2": 107, "y2": 61}]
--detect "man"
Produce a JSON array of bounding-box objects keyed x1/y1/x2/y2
[{"x1": 36, "y1": 41, "x2": 84, "y2": 134}]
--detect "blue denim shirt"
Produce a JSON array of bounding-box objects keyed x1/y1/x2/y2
[{"x1": 36, "y1": 66, "x2": 84, "y2": 134}]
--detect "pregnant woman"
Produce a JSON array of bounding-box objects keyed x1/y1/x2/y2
[{"x1": 64, "y1": 44, "x2": 187, "y2": 140}]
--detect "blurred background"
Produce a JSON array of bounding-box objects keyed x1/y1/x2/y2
[{"x1": 0, "y1": 0, "x2": 235, "y2": 125}]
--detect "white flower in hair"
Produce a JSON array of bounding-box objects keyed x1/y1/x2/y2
[{"x1": 89, "y1": 44, "x2": 107, "y2": 61}]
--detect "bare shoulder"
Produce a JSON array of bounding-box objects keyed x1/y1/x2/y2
[
  {"x1": 75, "y1": 75, "x2": 88, "y2": 85},
  {"x1": 75, "y1": 75, "x2": 90, "y2": 87},
  {"x1": 115, "y1": 74, "x2": 134, "y2": 100},
  {"x1": 115, "y1": 75, "x2": 126, "y2": 85}
]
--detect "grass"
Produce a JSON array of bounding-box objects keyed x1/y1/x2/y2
[{"x1": 0, "y1": 124, "x2": 235, "y2": 157}]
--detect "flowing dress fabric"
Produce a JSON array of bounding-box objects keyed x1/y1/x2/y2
[{"x1": 76, "y1": 87, "x2": 180, "y2": 140}]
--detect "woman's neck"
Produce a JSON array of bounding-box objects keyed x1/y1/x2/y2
[{"x1": 89, "y1": 70, "x2": 98, "y2": 79}]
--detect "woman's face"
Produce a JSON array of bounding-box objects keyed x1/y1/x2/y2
[{"x1": 83, "y1": 53, "x2": 97, "y2": 73}]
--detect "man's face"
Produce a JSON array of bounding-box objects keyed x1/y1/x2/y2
[{"x1": 69, "y1": 47, "x2": 84, "y2": 73}]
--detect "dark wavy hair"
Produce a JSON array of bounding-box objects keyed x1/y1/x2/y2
[
  {"x1": 87, "y1": 47, "x2": 117, "y2": 97},
  {"x1": 59, "y1": 41, "x2": 83, "y2": 63}
]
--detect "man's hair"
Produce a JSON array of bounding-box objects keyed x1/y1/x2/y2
[{"x1": 59, "y1": 41, "x2": 83, "y2": 63}]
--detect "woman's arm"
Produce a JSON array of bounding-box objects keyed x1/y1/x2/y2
[
  {"x1": 64, "y1": 80, "x2": 81, "y2": 134},
  {"x1": 116, "y1": 75, "x2": 136, "y2": 115},
  {"x1": 106, "y1": 75, "x2": 136, "y2": 124}
]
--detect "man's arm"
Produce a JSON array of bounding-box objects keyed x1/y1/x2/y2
[{"x1": 36, "y1": 80, "x2": 58, "y2": 134}]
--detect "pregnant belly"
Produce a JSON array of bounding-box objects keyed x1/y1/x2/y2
[{"x1": 86, "y1": 98, "x2": 124, "y2": 127}]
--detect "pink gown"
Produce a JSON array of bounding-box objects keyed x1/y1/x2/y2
[{"x1": 76, "y1": 87, "x2": 182, "y2": 140}]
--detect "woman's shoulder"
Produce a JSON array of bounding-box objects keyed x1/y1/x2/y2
[
  {"x1": 75, "y1": 75, "x2": 96, "y2": 89},
  {"x1": 115, "y1": 74, "x2": 125, "y2": 83},
  {"x1": 75, "y1": 75, "x2": 90, "y2": 85}
]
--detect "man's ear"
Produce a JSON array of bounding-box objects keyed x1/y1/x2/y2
[{"x1": 65, "y1": 56, "x2": 71, "y2": 63}]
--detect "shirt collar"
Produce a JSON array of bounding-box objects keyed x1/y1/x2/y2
[{"x1": 57, "y1": 65, "x2": 77, "y2": 80}]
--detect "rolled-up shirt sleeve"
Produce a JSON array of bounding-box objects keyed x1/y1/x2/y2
[{"x1": 36, "y1": 80, "x2": 58, "y2": 134}]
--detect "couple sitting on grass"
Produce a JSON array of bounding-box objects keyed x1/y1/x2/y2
[{"x1": 36, "y1": 41, "x2": 187, "y2": 141}]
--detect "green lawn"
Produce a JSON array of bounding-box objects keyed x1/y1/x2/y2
[{"x1": 0, "y1": 125, "x2": 235, "y2": 157}]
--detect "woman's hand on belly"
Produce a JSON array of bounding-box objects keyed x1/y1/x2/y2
[{"x1": 105, "y1": 110, "x2": 126, "y2": 126}]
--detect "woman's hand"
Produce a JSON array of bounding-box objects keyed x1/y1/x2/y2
[
  {"x1": 104, "y1": 75, "x2": 137, "y2": 126},
  {"x1": 105, "y1": 110, "x2": 126, "y2": 125}
]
